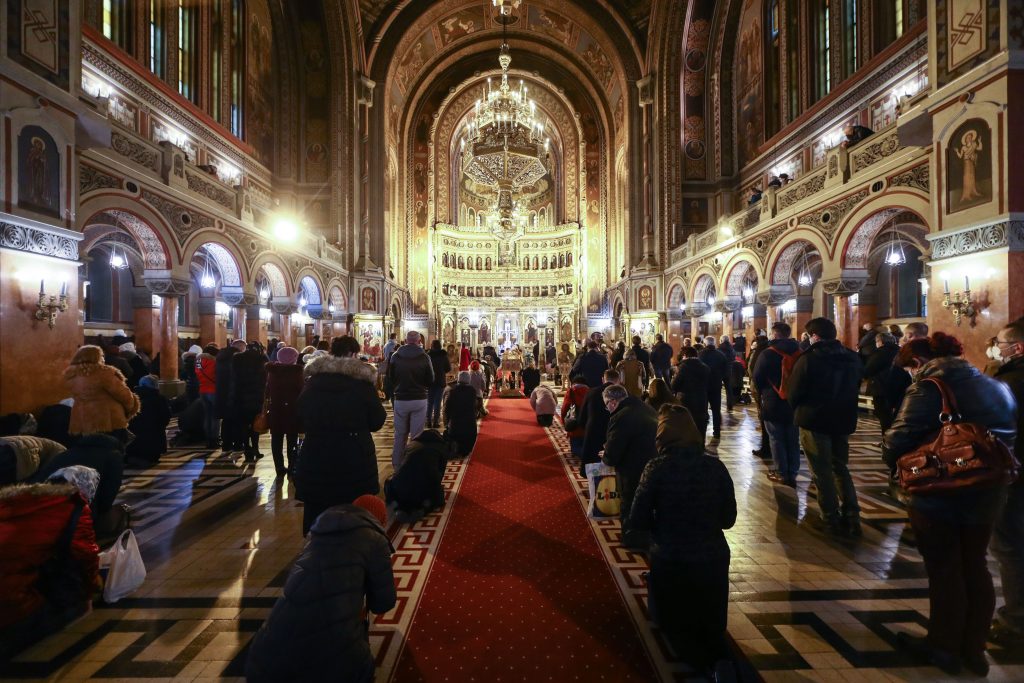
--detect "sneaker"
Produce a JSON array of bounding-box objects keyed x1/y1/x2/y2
[
  {"x1": 845, "y1": 515, "x2": 863, "y2": 537},
  {"x1": 766, "y1": 470, "x2": 783, "y2": 483}
]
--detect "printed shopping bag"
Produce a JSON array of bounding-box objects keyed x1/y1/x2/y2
[{"x1": 586, "y1": 462, "x2": 621, "y2": 519}]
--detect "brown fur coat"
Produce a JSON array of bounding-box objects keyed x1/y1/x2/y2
[{"x1": 63, "y1": 363, "x2": 140, "y2": 435}]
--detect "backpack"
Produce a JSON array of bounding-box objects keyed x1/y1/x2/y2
[{"x1": 768, "y1": 346, "x2": 801, "y2": 400}]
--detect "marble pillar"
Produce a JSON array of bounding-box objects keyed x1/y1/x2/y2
[{"x1": 158, "y1": 295, "x2": 179, "y2": 384}]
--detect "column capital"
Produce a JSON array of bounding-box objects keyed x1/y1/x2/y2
[
  {"x1": 820, "y1": 277, "x2": 867, "y2": 295},
  {"x1": 145, "y1": 276, "x2": 191, "y2": 297},
  {"x1": 221, "y1": 286, "x2": 257, "y2": 307},
  {"x1": 755, "y1": 286, "x2": 792, "y2": 306}
]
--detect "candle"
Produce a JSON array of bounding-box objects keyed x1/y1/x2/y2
[
  {"x1": 964, "y1": 275, "x2": 970, "y2": 292},
  {"x1": 60, "y1": 281, "x2": 67, "y2": 297},
  {"x1": 39, "y1": 279, "x2": 45, "y2": 295},
  {"x1": 943, "y1": 278, "x2": 950, "y2": 295}
]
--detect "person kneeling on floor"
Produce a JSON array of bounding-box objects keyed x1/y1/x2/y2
[
  {"x1": 245, "y1": 495, "x2": 396, "y2": 683},
  {"x1": 384, "y1": 430, "x2": 454, "y2": 522},
  {"x1": 629, "y1": 403, "x2": 737, "y2": 678},
  {"x1": 442, "y1": 372, "x2": 478, "y2": 457},
  {"x1": 529, "y1": 384, "x2": 558, "y2": 427}
]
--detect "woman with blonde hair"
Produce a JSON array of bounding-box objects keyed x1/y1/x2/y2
[{"x1": 64, "y1": 345, "x2": 140, "y2": 445}]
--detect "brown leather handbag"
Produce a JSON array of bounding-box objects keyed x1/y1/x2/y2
[{"x1": 897, "y1": 377, "x2": 1020, "y2": 495}]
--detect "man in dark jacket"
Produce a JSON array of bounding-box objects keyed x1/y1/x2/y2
[
  {"x1": 670, "y1": 347, "x2": 711, "y2": 444},
  {"x1": 231, "y1": 342, "x2": 268, "y2": 461},
  {"x1": 385, "y1": 430, "x2": 452, "y2": 520},
  {"x1": 992, "y1": 321, "x2": 1024, "y2": 645},
  {"x1": 426, "y1": 340, "x2": 451, "y2": 429},
  {"x1": 602, "y1": 384, "x2": 657, "y2": 551},
  {"x1": 747, "y1": 334, "x2": 773, "y2": 460},
  {"x1": 698, "y1": 337, "x2": 729, "y2": 438},
  {"x1": 442, "y1": 372, "x2": 478, "y2": 457},
  {"x1": 752, "y1": 322, "x2": 800, "y2": 486},
  {"x1": 545, "y1": 342, "x2": 557, "y2": 371},
  {"x1": 387, "y1": 331, "x2": 434, "y2": 469},
  {"x1": 863, "y1": 332, "x2": 910, "y2": 436},
  {"x1": 571, "y1": 341, "x2": 611, "y2": 388},
  {"x1": 245, "y1": 498, "x2": 396, "y2": 683},
  {"x1": 630, "y1": 335, "x2": 653, "y2": 375},
  {"x1": 786, "y1": 318, "x2": 864, "y2": 535},
  {"x1": 215, "y1": 341, "x2": 244, "y2": 450},
  {"x1": 650, "y1": 334, "x2": 674, "y2": 383},
  {"x1": 580, "y1": 369, "x2": 620, "y2": 474},
  {"x1": 521, "y1": 362, "x2": 541, "y2": 397},
  {"x1": 125, "y1": 375, "x2": 171, "y2": 466}
]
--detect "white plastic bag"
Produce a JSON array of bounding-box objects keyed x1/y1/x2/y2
[
  {"x1": 99, "y1": 529, "x2": 146, "y2": 603},
  {"x1": 585, "y1": 462, "x2": 621, "y2": 519}
]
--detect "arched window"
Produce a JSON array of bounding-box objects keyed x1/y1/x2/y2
[
  {"x1": 467, "y1": 257, "x2": 473, "y2": 270},
  {"x1": 532, "y1": 256, "x2": 539, "y2": 270},
  {"x1": 458, "y1": 256, "x2": 464, "y2": 269},
  {"x1": 485, "y1": 257, "x2": 492, "y2": 270},
  {"x1": 476, "y1": 256, "x2": 482, "y2": 270},
  {"x1": 524, "y1": 257, "x2": 530, "y2": 270},
  {"x1": 442, "y1": 253, "x2": 448, "y2": 267},
  {"x1": 542, "y1": 255, "x2": 548, "y2": 269}
]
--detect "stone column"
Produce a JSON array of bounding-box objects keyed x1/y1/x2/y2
[
  {"x1": 198, "y1": 297, "x2": 219, "y2": 347},
  {"x1": 245, "y1": 305, "x2": 263, "y2": 345},
  {"x1": 821, "y1": 277, "x2": 868, "y2": 349},
  {"x1": 792, "y1": 295, "x2": 815, "y2": 337},
  {"x1": 748, "y1": 304, "x2": 768, "y2": 343},
  {"x1": 145, "y1": 276, "x2": 191, "y2": 396},
  {"x1": 130, "y1": 287, "x2": 160, "y2": 359}
]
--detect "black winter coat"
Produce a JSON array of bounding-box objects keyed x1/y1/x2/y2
[
  {"x1": 180, "y1": 355, "x2": 199, "y2": 402},
  {"x1": 698, "y1": 347, "x2": 729, "y2": 390},
  {"x1": 295, "y1": 356, "x2": 387, "y2": 505},
  {"x1": 387, "y1": 345, "x2": 434, "y2": 400},
  {"x1": 126, "y1": 385, "x2": 171, "y2": 463},
  {"x1": 580, "y1": 382, "x2": 613, "y2": 464},
  {"x1": 863, "y1": 342, "x2": 911, "y2": 407},
  {"x1": 629, "y1": 447, "x2": 737, "y2": 563},
  {"x1": 751, "y1": 338, "x2": 800, "y2": 423},
  {"x1": 631, "y1": 345, "x2": 652, "y2": 370},
  {"x1": 995, "y1": 355, "x2": 1024, "y2": 460},
  {"x1": 230, "y1": 350, "x2": 267, "y2": 420},
  {"x1": 122, "y1": 353, "x2": 149, "y2": 389},
  {"x1": 521, "y1": 367, "x2": 541, "y2": 396},
  {"x1": 265, "y1": 363, "x2": 304, "y2": 434},
  {"x1": 719, "y1": 341, "x2": 736, "y2": 364},
  {"x1": 214, "y1": 347, "x2": 238, "y2": 418},
  {"x1": 385, "y1": 430, "x2": 450, "y2": 513},
  {"x1": 786, "y1": 339, "x2": 863, "y2": 435},
  {"x1": 572, "y1": 350, "x2": 610, "y2": 388},
  {"x1": 442, "y1": 382, "x2": 478, "y2": 456},
  {"x1": 670, "y1": 358, "x2": 711, "y2": 421},
  {"x1": 650, "y1": 341, "x2": 673, "y2": 370},
  {"x1": 602, "y1": 396, "x2": 658, "y2": 490},
  {"x1": 883, "y1": 357, "x2": 1017, "y2": 519},
  {"x1": 427, "y1": 349, "x2": 452, "y2": 389},
  {"x1": 245, "y1": 505, "x2": 396, "y2": 683}
]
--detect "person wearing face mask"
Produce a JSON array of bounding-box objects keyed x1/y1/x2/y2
[
  {"x1": 991, "y1": 322, "x2": 1024, "y2": 650},
  {"x1": 884, "y1": 333, "x2": 1017, "y2": 676},
  {"x1": 984, "y1": 336, "x2": 1004, "y2": 376}
]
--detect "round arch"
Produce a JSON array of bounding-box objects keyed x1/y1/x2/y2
[
  {"x1": 249, "y1": 253, "x2": 292, "y2": 297},
  {"x1": 691, "y1": 272, "x2": 717, "y2": 304},
  {"x1": 720, "y1": 252, "x2": 764, "y2": 296},
  {"x1": 832, "y1": 192, "x2": 932, "y2": 270},
  {"x1": 296, "y1": 272, "x2": 324, "y2": 306},
  {"x1": 181, "y1": 231, "x2": 247, "y2": 288},
  {"x1": 765, "y1": 230, "x2": 834, "y2": 285},
  {"x1": 666, "y1": 277, "x2": 687, "y2": 310},
  {"x1": 79, "y1": 197, "x2": 177, "y2": 271}
]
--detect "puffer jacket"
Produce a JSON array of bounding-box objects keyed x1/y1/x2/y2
[
  {"x1": 245, "y1": 505, "x2": 396, "y2": 683},
  {"x1": 529, "y1": 385, "x2": 558, "y2": 416},
  {"x1": 387, "y1": 344, "x2": 434, "y2": 401},
  {"x1": 561, "y1": 382, "x2": 589, "y2": 438},
  {"x1": 0, "y1": 483, "x2": 99, "y2": 638},
  {"x1": 195, "y1": 353, "x2": 217, "y2": 395},
  {"x1": 883, "y1": 357, "x2": 1017, "y2": 518},
  {"x1": 629, "y1": 448, "x2": 737, "y2": 563},
  {"x1": 0, "y1": 435, "x2": 66, "y2": 482},
  {"x1": 295, "y1": 356, "x2": 386, "y2": 505},
  {"x1": 752, "y1": 337, "x2": 800, "y2": 423},
  {"x1": 786, "y1": 339, "x2": 863, "y2": 435},
  {"x1": 63, "y1": 363, "x2": 140, "y2": 436}
]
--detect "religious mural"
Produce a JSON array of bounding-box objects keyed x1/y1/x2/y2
[
  {"x1": 946, "y1": 119, "x2": 992, "y2": 213},
  {"x1": 246, "y1": 0, "x2": 275, "y2": 166},
  {"x1": 360, "y1": 286, "x2": 378, "y2": 313},
  {"x1": 735, "y1": 0, "x2": 764, "y2": 168},
  {"x1": 17, "y1": 126, "x2": 60, "y2": 217}
]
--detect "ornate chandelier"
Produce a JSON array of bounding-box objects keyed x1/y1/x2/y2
[{"x1": 461, "y1": 30, "x2": 548, "y2": 193}]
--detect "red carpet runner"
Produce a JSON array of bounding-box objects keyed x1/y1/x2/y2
[{"x1": 391, "y1": 396, "x2": 657, "y2": 681}]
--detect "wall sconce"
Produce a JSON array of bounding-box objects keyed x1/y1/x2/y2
[
  {"x1": 940, "y1": 273, "x2": 975, "y2": 326},
  {"x1": 35, "y1": 280, "x2": 68, "y2": 329}
]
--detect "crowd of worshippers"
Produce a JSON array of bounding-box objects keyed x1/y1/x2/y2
[{"x1": 3, "y1": 312, "x2": 1024, "y2": 680}]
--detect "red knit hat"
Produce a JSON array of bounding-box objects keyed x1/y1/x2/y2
[{"x1": 353, "y1": 494, "x2": 387, "y2": 526}]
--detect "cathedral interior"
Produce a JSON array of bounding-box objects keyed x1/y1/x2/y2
[{"x1": 1, "y1": 0, "x2": 1023, "y2": 681}]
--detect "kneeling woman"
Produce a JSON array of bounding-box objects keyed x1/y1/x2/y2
[
  {"x1": 295, "y1": 336, "x2": 387, "y2": 535},
  {"x1": 629, "y1": 403, "x2": 737, "y2": 675}
]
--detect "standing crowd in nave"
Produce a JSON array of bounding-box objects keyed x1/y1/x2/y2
[{"x1": 1, "y1": 312, "x2": 1023, "y2": 680}]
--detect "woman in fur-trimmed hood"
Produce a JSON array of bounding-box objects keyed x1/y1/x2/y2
[
  {"x1": 63, "y1": 346, "x2": 140, "y2": 442},
  {"x1": 295, "y1": 337, "x2": 388, "y2": 535}
]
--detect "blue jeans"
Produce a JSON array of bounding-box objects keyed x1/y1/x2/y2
[
  {"x1": 201, "y1": 394, "x2": 219, "y2": 445},
  {"x1": 569, "y1": 436, "x2": 584, "y2": 457},
  {"x1": 764, "y1": 420, "x2": 800, "y2": 480},
  {"x1": 427, "y1": 385, "x2": 444, "y2": 425}
]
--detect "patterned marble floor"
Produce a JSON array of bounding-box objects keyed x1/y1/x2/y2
[{"x1": 3, "y1": 390, "x2": 1022, "y2": 682}]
